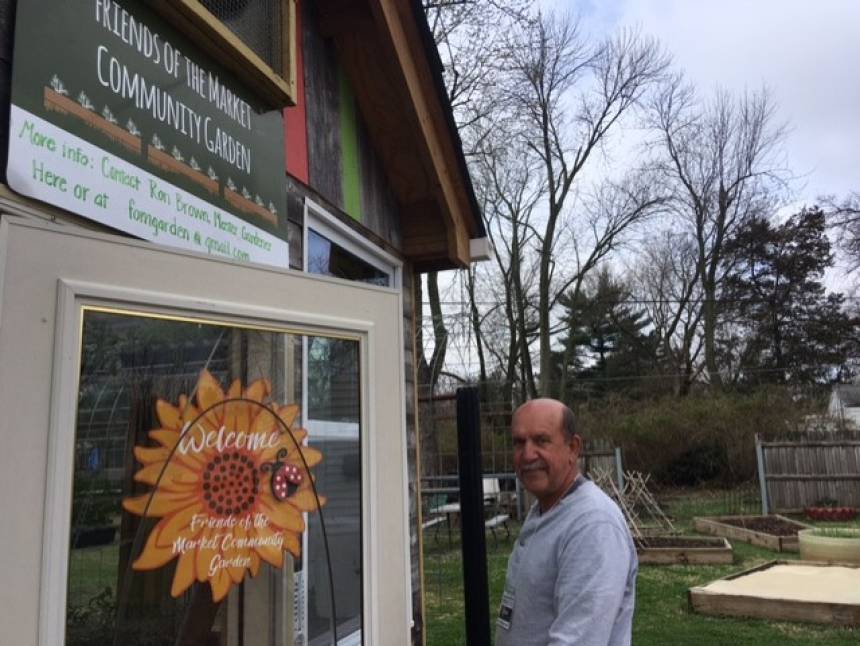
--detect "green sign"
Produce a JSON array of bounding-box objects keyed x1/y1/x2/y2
[{"x1": 8, "y1": 0, "x2": 289, "y2": 267}]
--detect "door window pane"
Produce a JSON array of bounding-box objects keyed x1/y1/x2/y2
[
  {"x1": 67, "y1": 308, "x2": 361, "y2": 645},
  {"x1": 305, "y1": 337, "x2": 362, "y2": 643}
]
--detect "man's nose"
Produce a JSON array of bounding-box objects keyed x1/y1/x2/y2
[{"x1": 521, "y1": 441, "x2": 537, "y2": 461}]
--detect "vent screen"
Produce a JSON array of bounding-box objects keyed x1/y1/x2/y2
[{"x1": 200, "y1": 0, "x2": 283, "y2": 70}]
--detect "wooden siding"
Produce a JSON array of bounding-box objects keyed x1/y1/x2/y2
[
  {"x1": 302, "y1": 0, "x2": 343, "y2": 210},
  {"x1": 301, "y1": 0, "x2": 402, "y2": 246}
]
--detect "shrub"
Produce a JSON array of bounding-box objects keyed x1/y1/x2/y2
[{"x1": 575, "y1": 387, "x2": 824, "y2": 487}]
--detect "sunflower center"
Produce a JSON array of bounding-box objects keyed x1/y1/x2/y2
[{"x1": 201, "y1": 450, "x2": 259, "y2": 517}]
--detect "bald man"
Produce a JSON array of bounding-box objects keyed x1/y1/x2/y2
[{"x1": 495, "y1": 399, "x2": 637, "y2": 646}]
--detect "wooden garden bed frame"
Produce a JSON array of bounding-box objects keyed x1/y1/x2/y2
[
  {"x1": 637, "y1": 536, "x2": 733, "y2": 565},
  {"x1": 689, "y1": 560, "x2": 860, "y2": 626},
  {"x1": 694, "y1": 514, "x2": 812, "y2": 552}
]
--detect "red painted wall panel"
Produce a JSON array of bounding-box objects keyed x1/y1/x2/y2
[{"x1": 284, "y1": 0, "x2": 308, "y2": 184}]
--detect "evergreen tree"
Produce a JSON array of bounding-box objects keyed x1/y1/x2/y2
[
  {"x1": 556, "y1": 270, "x2": 657, "y2": 400},
  {"x1": 720, "y1": 207, "x2": 858, "y2": 385}
]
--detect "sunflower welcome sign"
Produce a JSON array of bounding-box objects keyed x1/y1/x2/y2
[{"x1": 123, "y1": 370, "x2": 324, "y2": 602}]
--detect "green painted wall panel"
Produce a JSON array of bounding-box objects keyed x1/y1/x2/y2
[{"x1": 339, "y1": 67, "x2": 361, "y2": 221}]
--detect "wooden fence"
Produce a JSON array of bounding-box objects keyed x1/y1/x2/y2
[{"x1": 756, "y1": 432, "x2": 860, "y2": 513}]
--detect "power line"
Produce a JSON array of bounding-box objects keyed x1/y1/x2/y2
[{"x1": 421, "y1": 295, "x2": 860, "y2": 307}]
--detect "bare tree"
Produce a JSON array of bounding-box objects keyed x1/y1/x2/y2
[
  {"x1": 419, "y1": 0, "x2": 534, "y2": 400},
  {"x1": 425, "y1": 0, "x2": 531, "y2": 129},
  {"x1": 823, "y1": 191, "x2": 860, "y2": 269},
  {"x1": 632, "y1": 230, "x2": 704, "y2": 394},
  {"x1": 502, "y1": 14, "x2": 670, "y2": 395},
  {"x1": 647, "y1": 77, "x2": 788, "y2": 386},
  {"x1": 473, "y1": 125, "x2": 544, "y2": 401}
]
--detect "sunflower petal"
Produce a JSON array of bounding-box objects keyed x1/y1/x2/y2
[
  {"x1": 278, "y1": 404, "x2": 300, "y2": 428},
  {"x1": 225, "y1": 524, "x2": 248, "y2": 584},
  {"x1": 134, "y1": 461, "x2": 198, "y2": 490},
  {"x1": 132, "y1": 522, "x2": 177, "y2": 570},
  {"x1": 123, "y1": 490, "x2": 197, "y2": 517},
  {"x1": 156, "y1": 400, "x2": 182, "y2": 431},
  {"x1": 291, "y1": 446, "x2": 323, "y2": 469},
  {"x1": 229, "y1": 400, "x2": 253, "y2": 434},
  {"x1": 243, "y1": 378, "x2": 271, "y2": 403},
  {"x1": 254, "y1": 530, "x2": 284, "y2": 568},
  {"x1": 210, "y1": 568, "x2": 232, "y2": 602},
  {"x1": 170, "y1": 548, "x2": 197, "y2": 598},
  {"x1": 227, "y1": 379, "x2": 242, "y2": 400},
  {"x1": 134, "y1": 446, "x2": 170, "y2": 465},
  {"x1": 251, "y1": 406, "x2": 276, "y2": 436},
  {"x1": 259, "y1": 432, "x2": 302, "y2": 462},
  {"x1": 196, "y1": 528, "x2": 216, "y2": 583},
  {"x1": 197, "y1": 370, "x2": 225, "y2": 410},
  {"x1": 258, "y1": 499, "x2": 305, "y2": 533},
  {"x1": 282, "y1": 532, "x2": 301, "y2": 558},
  {"x1": 148, "y1": 430, "x2": 180, "y2": 450},
  {"x1": 288, "y1": 488, "x2": 326, "y2": 512},
  {"x1": 156, "y1": 503, "x2": 204, "y2": 547}
]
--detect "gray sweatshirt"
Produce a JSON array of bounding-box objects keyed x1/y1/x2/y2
[{"x1": 495, "y1": 479, "x2": 637, "y2": 646}]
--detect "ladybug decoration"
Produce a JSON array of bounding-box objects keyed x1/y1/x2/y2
[{"x1": 260, "y1": 448, "x2": 304, "y2": 501}]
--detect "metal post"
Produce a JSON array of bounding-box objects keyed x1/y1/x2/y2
[
  {"x1": 755, "y1": 434, "x2": 770, "y2": 515},
  {"x1": 456, "y1": 386, "x2": 491, "y2": 646},
  {"x1": 614, "y1": 447, "x2": 625, "y2": 492}
]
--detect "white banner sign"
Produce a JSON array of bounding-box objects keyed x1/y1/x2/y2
[{"x1": 8, "y1": 105, "x2": 289, "y2": 268}]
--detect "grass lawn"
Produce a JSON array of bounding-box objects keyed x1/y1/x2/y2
[{"x1": 422, "y1": 490, "x2": 860, "y2": 646}]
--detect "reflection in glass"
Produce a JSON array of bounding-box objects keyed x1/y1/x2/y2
[
  {"x1": 306, "y1": 337, "x2": 362, "y2": 643},
  {"x1": 67, "y1": 309, "x2": 362, "y2": 646},
  {"x1": 307, "y1": 229, "x2": 390, "y2": 287}
]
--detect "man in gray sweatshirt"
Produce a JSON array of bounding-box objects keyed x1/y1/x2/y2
[{"x1": 495, "y1": 399, "x2": 637, "y2": 646}]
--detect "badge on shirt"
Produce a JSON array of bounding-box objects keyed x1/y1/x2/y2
[{"x1": 497, "y1": 591, "x2": 515, "y2": 630}]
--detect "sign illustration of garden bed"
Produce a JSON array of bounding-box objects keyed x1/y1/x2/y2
[
  {"x1": 224, "y1": 178, "x2": 279, "y2": 226},
  {"x1": 635, "y1": 535, "x2": 733, "y2": 565},
  {"x1": 147, "y1": 135, "x2": 219, "y2": 196},
  {"x1": 44, "y1": 80, "x2": 141, "y2": 154},
  {"x1": 689, "y1": 560, "x2": 860, "y2": 626},
  {"x1": 694, "y1": 514, "x2": 813, "y2": 552}
]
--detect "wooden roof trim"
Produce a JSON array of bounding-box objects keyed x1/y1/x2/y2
[{"x1": 367, "y1": 0, "x2": 478, "y2": 267}]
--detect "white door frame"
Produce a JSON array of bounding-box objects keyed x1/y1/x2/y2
[{"x1": 0, "y1": 216, "x2": 410, "y2": 646}]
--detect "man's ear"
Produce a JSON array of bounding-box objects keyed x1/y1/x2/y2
[{"x1": 569, "y1": 434, "x2": 583, "y2": 460}]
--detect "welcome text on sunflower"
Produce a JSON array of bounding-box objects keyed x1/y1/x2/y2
[{"x1": 178, "y1": 422, "x2": 280, "y2": 455}]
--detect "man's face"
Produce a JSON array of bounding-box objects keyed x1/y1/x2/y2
[{"x1": 512, "y1": 401, "x2": 581, "y2": 510}]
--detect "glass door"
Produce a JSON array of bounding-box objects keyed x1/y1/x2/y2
[{"x1": 67, "y1": 308, "x2": 359, "y2": 646}]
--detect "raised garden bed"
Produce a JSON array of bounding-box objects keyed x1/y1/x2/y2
[
  {"x1": 799, "y1": 528, "x2": 860, "y2": 564},
  {"x1": 635, "y1": 535, "x2": 733, "y2": 565},
  {"x1": 689, "y1": 560, "x2": 860, "y2": 626},
  {"x1": 693, "y1": 514, "x2": 812, "y2": 552}
]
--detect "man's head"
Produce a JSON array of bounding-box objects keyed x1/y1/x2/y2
[{"x1": 511, "y1": 399, "x2": 582, "y2": 511}]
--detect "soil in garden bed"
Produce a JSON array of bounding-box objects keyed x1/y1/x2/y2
[
  {"x1": 718, "y1": 516, "x2": 801, "y2": 536},
  {"x1": 636, "y1": 536, "x2": 725, "y2": 549}
]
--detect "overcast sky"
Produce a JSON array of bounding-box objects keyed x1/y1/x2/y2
[{"x1": 556, "y1": 0, "x2": 860, "y2": 204}]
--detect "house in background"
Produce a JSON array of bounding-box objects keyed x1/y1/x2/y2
[
  {"x1": 827, "y1": 384, "x2": 860, "y2": 429},
  {"x1": 0, "y1": 1, "x2": 485, "y2": 645}
]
